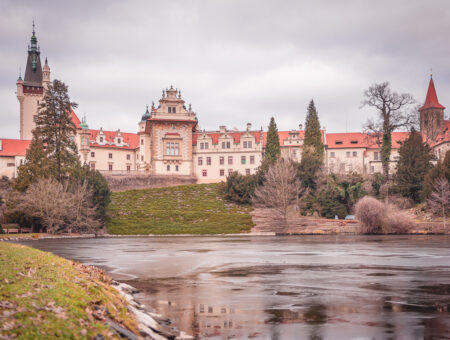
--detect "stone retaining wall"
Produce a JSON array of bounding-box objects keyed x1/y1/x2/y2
[{"x1": 104, "y1": 174, "x2": 197, "y2": 192}]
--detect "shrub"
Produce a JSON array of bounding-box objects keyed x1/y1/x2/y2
[
  {"x1": 0, "y1": 224, "x2": 4, "y2": 234},
  {"x1": 354, "y1": 196, "x2": 385, "y2": 233},
  {"x1": 221, "y1": 172, "x2": 256, "y2": 205},
  {"x1": 355, "y1": 196, "x2": 415, "y2": 234}
]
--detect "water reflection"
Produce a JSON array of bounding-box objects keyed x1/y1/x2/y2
[{"x1": 18, "y1": 235, "x2": 450, "y2": 339}]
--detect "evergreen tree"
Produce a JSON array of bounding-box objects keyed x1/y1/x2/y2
[
  {"x1": 13, "y1": 138, "x2": 53, "y2": 192},
  {"x1": 265, "y1": 117, "x2": 281, "y2": 164},
  {"x1": 303, "y1": 100, "x2": 324, "y2": 158},
  {"x1": 34, "y1": 79, "x2": 80, "y2": 181},
  {"x1": 394, "y1": 129, "x2": 433, "y2": 203},
  {"x1": 298, "y1": 100, "x2": 324, "y2": 189},
  {"x1": 423, "y1": 150, "x2": 450, "y2": 198}
]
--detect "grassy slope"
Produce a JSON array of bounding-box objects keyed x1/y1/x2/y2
[
  {"x1": 106, "y1": 183, "x2": 254, "y2": 235},
  {"x1": 0, "y1": 242, "x2": 138, "y2": 339}
]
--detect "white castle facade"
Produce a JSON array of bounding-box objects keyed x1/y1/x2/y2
[{"x1": 1, "y1": 29, "x2": 449, "y2": 182}]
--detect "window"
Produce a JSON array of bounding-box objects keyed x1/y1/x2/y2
[
  {"x1": 141, "y1": 156, "x2": 144, "y2": 161},
  {"x1": 241, "y1": 156, "x2": 246, "y2": 164},
  {"x1": 100, "y1": 137, "x2": 104, "y2": 143},
  {"x1": 198, "y1": 157, "x2": 203, "y2": 165},
  {"x1": 340, "y1": 163, "x2": 345, "y2": 172},
  {"x1": 90, "y1": 163, "x2": 95, "y2": 171},
  {"x1": 109, "y1": 153, "x2": 113, "y2": 159},
  {"x1": 353, "y1": 151, "x2": 357, "y2": 157},
  {"x1": 293, "y1": 150, "x2": 297, "y2": 158},
  {"x1": 246, "y1": 169, "x2": 250, "y2": 175},
  {"x1": 91, "y1": 152, "x2": 95, "y2": 158},
  {"x1": 350, "y1": 140, "x2": 358, "y2": 144},
  {"x1": 220, "y1": 156, "x2": 224, "y2": 165},
  {"x1": 172, "y1": 107, "x2": 176, "y2": 113},
  {"x1": 200, "y1": 142, "x2": 204, "y2": 150},
  {"x1": 126, "y1": 165, "x2": 131, "y2": 172},
  {"x1": 167, "y1": 165, "x2": 170, "y2": 171},
  {"x1": 250, "y1": 155, "x2": 255, "y2": 164},
  {"x1": 335, "y1": 141, "x2": 342, "y2": 145},
  {"x1": 220, "y1": 169, "x2": 225, "y2": 176},
  {"x1": 127, "y1": 154, "x2": 130, "y2": 160},
  {"x1": 141, "y1": 139, "x2": 144, "y2": 145},
  {"x1": 33, "y1": 115, "x2": 37, "y2": 122},
  {"x1": 176, "y1": 165, "x2": 179, "y2": 171},
  {"x1": 204, "y1": 142, "x2": 209, "y2": 149},
  {"x1": 374, "y1": 152, "x2": 379, "y2": 161},
  {"x1": 330, "y1": 152, "x2": 335, "y2": 158},
  {"x1": 228, "y1": 156, "x2": 233, "y2": 165},
  {"x1": 200, "y1": 305, "x2": 204, "y2": 313},
  {"x1": 202, "y1": 170, "x2": 207, "y2": 177},
  {"x1": 206, "y1": 157, "x2": 211, "y2": 165},
  {"x1": 243, "y1": 141, "x2": 247, "y2": 148},
  {"x1": 166, "y1": 142, "x2": 180, "y2": 156},
  {"x1": 117, "y1": 138, "x2": 121, "y2": 144},
  {"x1": 228, "y1": 169, "x2": 233, "y2": 175},
  {"x1": 108, "y1": 164, "x2": 113, "y2": 171},
  {"x1": 371, "y1": 166, "x2": 375, "y2": 173},
  {"x1": 222, "y1": 141, "x2": 231, "y2": 149},
  {"x1": 208, "y1": 306, "x2": 213, "y2": 313},
  {"x1": 346, "y1": 152, "x2": 350, "y2": 158},
  {"x1": 248, "y1": 141, "x2": 252, "y2": 148}
]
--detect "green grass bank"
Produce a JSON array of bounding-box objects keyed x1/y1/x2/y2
[
  {"x1": 106, "y1": 183, "x2": 254, "y2": 235},
  {"x1": 0, "y1": 242, "x2": 138, "y2": 339}
]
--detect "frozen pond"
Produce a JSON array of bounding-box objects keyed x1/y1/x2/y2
[{"x1": 19, "y1": 235, "x2": 450, "y2": 339}]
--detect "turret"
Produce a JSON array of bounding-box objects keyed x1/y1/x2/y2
[
  {"x1": 419, "y1": 73, "x2": 445, "y2": 140},
  {"x1": 79, "y1": 116, "x2": 90, "y2": 165},
  {"x1": 42, "y1": 57, "x2": 50, "y2": 89}
]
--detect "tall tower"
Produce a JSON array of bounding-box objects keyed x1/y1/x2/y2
[
  {"x1": 16, "y1": 22, "x2": 49, "y2": 140},
  {"x1": 419, "y1": 74, "x2": 445, "y2": 140}
]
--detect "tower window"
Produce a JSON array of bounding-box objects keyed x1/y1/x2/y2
[
  {"x1": 127, "y1": 154, "x2": 130, "y2": 160},
  {"x1": 176, "y1": 165, "x2": 179, "y2": 171},
  {"x1": 109, "y1": 153, "x2": 112, "y2": 159},
  {"x1": 167, "y1": 165, "x2": 170, "y2": 171},
  {"x1": 91, "y1": 152, "x2": 95, "y2": 158}
]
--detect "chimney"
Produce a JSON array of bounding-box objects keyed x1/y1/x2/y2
[
  {"x1": 219, "y1": 125, "x2": 226, "y2": 133},
  {"x1": 246, "y1": 123, "x2": 252, "y2": 131}
]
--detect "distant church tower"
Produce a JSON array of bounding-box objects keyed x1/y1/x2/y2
[
  {"x1": 419, "y1": 74, "x2": 445, "y2": 140},
  {"x1": 16, "y1": 22, "x2": 51, "y2": 140}
]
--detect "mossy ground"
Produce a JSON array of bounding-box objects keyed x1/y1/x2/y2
[
  {"x1": 0, "y1": 242, "x2": 138, "y2": 339},
  {"x1": 106, "y1": 183, "x2": 254, "y2": 235}
]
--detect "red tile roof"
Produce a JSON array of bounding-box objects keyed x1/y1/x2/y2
[
  {"x1": 71, "y1": 110, "x2": 81, "y2": 128},
  {"x1": 419, "y1": 77, "x2": 445, "y2": 111},
  {"x1": 88, "y1": 129, "x2": 139, "y2": 150},
  {"x1": 0, "y1": 139, "x2": 31, "y2": 157},
  {"x1": 327, "y1": 131, "x2": 410, "y2": 149},
  {"x1": 192, "y1": 131, "x2": 262, "y2": 145},
  {"x1": 262, "y1": 130, "x2": 325, "y2": 147},
  {"x1": 428, "y1": 120, "x2": 450, "y2": 147}
]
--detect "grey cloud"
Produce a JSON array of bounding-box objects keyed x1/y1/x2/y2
[{"x1": 1, "y1": 0, "x2": 449, "y2": 139}]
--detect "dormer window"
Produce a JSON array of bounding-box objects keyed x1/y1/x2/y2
[
  {"x1": 100, "y1": 137, "x2": 103, "y2": 143},
  {"x1": 335, "y1": 140, "x2": 343, "y2": 145},
  {"x1": 168, "y1": 107, "x2": 176, "y2": 113},
  {"x1": 117, "y1": 138, "x2": 121, "y2": 144},
  {"x1": 350, "y1": 140, "x2": 358, "y2": 144}
]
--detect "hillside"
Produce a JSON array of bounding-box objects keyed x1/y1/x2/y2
[{"x1": 106, "y1": 183, "x2": 254, "y2": 235}]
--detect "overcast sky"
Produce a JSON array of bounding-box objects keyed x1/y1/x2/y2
[{"x1": 1, "y1": 0, "x2": 449, "y2": 138}]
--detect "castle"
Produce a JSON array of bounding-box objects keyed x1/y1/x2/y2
[{"x1": 0, "y1": 28, "x2": 449, "y2": 182}]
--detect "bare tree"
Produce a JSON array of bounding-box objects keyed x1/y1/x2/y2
[
  {"x1": 362, "y1": 82, "x2": 416, "y2": 181},
  {"x1": 427, "y1": 177, "x2": 449, "y2": 230},
  {"x1": 7, "y1": 178, "x2": 101, "y2": 234},
  {"x1": 253, "y1": 158, "x2": 302, "y2": 222}
]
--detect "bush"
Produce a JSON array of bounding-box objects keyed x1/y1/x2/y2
[
  {"x1": 355, "y1": 196, "x2": 415, "y2": 234},
  {"x1": 220, "y1": 172, "x2": 256, "y2": 205},
  {"x1": 0, "y1": 224, "x2": 4, "y2": 234}
]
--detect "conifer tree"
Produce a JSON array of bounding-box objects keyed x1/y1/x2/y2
[
  {"x1": 265, "y1": 117, "x2": 281, "y2": 164},
  {"x1": 423, "y1": 150, "x2": 450, "y2": 198},
  {"x1": 298, "y1": 100, "x2": 324, "y2": 189},
  {"x1": 13, "y1": 139, "x2": 53, "y2": 192},
  {"x1": 303, "y1": 100, "x2": 324, "y2": 158},
  {"x1": 394, "y1": 128, "x2": 432, "y2": 203},
  {"x1": 34, "y1": 79, "x2": 80, "y2": 181}
]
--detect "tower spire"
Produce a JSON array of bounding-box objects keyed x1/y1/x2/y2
[{"x1": 419, "y1": 74, "x2": 445, "y2": 111}]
